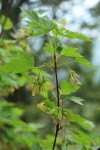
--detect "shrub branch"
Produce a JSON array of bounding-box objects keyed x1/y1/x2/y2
[{"x1": 52, "y1": 52, "x2": 60, "y2": 150}]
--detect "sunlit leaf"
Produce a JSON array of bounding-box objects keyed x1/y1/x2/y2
[
  {"x1": 22, "y1": 72, "x2": 33, "y2": 83},
  {"x1": 61, "y1": 47, "x2": 82, "y2": 57},
  {"x1": 37, "y1": 99, "x2": 55, "y2": 114},
  {"x1": 60, "y1": 80, "x2": 79, "y2": 95},
  {"x1": 0, "y1": 39, "x2": 5, "y2": 46},
  {"x1": 44, "y1": 43, "x2": 54, "y2": 54},
  {"x1": 32, "y1": 68, "x2": 51, "y2": 77},
  {"x1": 21, "y1": 8, "x2": 56, "y2": 36},
  {"x1": 1, "y1": 15, "x2": 13, "y2": 30},
  {"x1": 0, "y1": 51, "x2": 34, "y2": 73},
  {"x1": 57, "y1": 28, "x2": 91, "y2": 41},
  {"x1": 44, "y1": 99, "x2": 55, "y2": 109},
  {"x1": 45, "y1": 81, "x2": 55, "y2": 90}
]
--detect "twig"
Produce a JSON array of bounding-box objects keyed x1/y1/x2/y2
[
  {"x1": 52, "y1": 52, "x2": 60, "y2": 150},
  {"x1": 52, "y1": 123, "x2": 59, "y2": 150}
]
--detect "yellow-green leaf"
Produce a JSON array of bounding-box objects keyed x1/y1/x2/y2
[
  {"x1": 1, "y1": 15, "x2": 13, "y2": 30},
  {"x1": 60, "y1": 80, "x2": 79, "y2": 95},
  {"x1": 44, "y1": 43, "x2": 54, "y2": 54},
  {"x1": 61, "y1": 47, "x2": 82, "y2": 57},
  {"x1": 0, "y1": 51, "x2": 34, "y2": 73},
  {"x1": 21, "y1": 8, "x2": 56, "y2": 36}
]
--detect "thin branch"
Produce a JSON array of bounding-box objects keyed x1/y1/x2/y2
[
  {"x1": 52, "y1": 51, "x2": 60, "y2": 150},
  {"x1": 54, "y1": 53, "x2": 60, "y2": 107},
  {"x1": 52, "y1": 123, "x2": 59, "y2": 150}
]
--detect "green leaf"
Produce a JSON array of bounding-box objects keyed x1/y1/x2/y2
[
  {"x1": 75, "y1": 57, "x2": 95, "y2": 68},
  {"x1": 7, "y1": 44, "x2": 23, "y2": 52},
  {"x1": 11, "y1": 107, "x2": 23, "y2": 116},
  {"x1": 0, "y1": 39, "x2": 5, "y2": 46},
  {"x1": 1, "y1": 15, "x2": 13, "y2": 30},
  {"x1": 68, "y1": 96, "x2": 84, "y2": 105},
  {"x1": 32, "y1": 68, "x2": 51, "y2": 77},
  {"x1": 60, "y1": 80, "x2": 79, "y2": 95},
  {"x1": 36, "y1": 9, "x2": 46, "y2": 15},
  {"x1": 44, "y1": 43, "x2": 54, "y2": 54},
  {"x1": 64, "y1": 109, "x2": 95, "y2": 130},
  {"x1": 21, "y1": 8, "x2": 56, "y2": 36},
  {"x1": 22, "y1": 72, "x2": 33, "y2": 83},
  {"x1": 44, "y1": 99, "x2": 55, "y2": 109},
  {"x1": 71, "y1": 114, "x2": 94, "y2": 130},
  {"x1": 61, "y1": 47, "x2": 82, "y2": 57},
  {"x1": 37, "y1": 99, "x2": 55, "y2": 114},
  {"x1": 71, "y1": 126, "x2": 91, "y2": 145},
  {"x1": 0, "y1": 51, "x2": 34, "y2": 73},
  {"x1": 57, "y1": 28, "x2": 91, "y2": 41},
  {"x1": 45, "y1": 80, "x2": 55, "y2": 90},
  {"x1": 22, "y1": 8, "x2": 40, "y2": 23},
  {"x1": 0, "y1": 100, "x2": 13, "y2": 107}
]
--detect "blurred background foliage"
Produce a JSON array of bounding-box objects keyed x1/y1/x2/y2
[{"x1": 0, "y1": 0, "x2": 100, "y2": 149}]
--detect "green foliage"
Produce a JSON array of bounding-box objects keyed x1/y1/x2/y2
[
  {"x1": 0, "y1": 8, "x2": 98, "y2": 150},
  {"x1": 67, "y1": 96, "x2": 84, "y2": 105},
  {"x1": 60, "y1": 80, "x2": 79, "y2": 95},
  {"x1": 21, "y1": 8, "x2": 56, "y2": 36},
  {"x1": 0, "y1": 15, "x2": 13, "y2": 30},
  {"x1": 0, "y1": 51, "x2": 34, "y2": 73},
  {"x1": 0, "y1": 100, "x2": 44, "y2": 149},
  {"x1": 0, "y1": 73, "x2": 26, "y2": 96},
  {"x1": 63, "y1": 109, "x2": 94, "y2": 130},
  {"x1": 75, "y1": 57, "x2": 95, "y2": 68},
  {"x1": 0, "y1": 39, "x2": 5, "y2": 46},
  {"x1": 44, "y1": 43, "x2": 54, "y2": 54},
  {"x1": 58, "y1": 28, "x2": 91, "y2": 41},
  {"x1": 61, "y1": 47, "x2": 82, "y2": 57}
]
